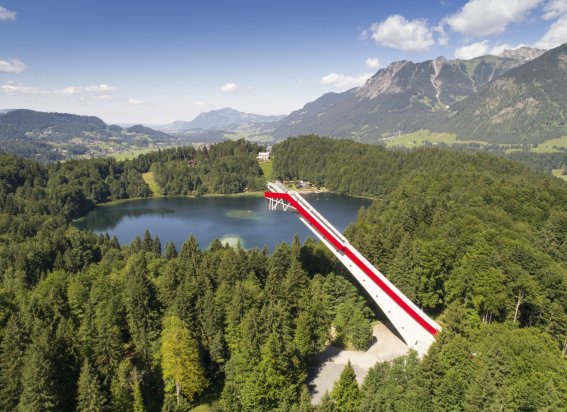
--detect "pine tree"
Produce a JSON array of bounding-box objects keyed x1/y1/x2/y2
[
  {"x1": 18, "y1": 331, "x2": 58, "y2": 412},
  {"x1": 164, "y1": 241, "x2": 178, "y2": 259},
  {"x1": 296, "y1": 385, "x2": 314, "y2": 412},
  {"x1": 142, "y1": 230, "x2": 153, "y2": 252},
  {"x1": 0, "y1": 316, "x2": 27, "y2": 411},
  {"x1": 132, "y1": 375, "x2": 145, "y2": 412},
  {"x1": 77, "y1": 359, "x2": 107, "y2": 412},
  {"x1": 330, "y1": 361, "x2": 360, "y2": 412},
  {"x1": 131, "y1": 236, "x2": 142, "y2": 253},
  {"x1": 152, "y1": 235, "x2": 161, "y2": 255},
  {"x1": 318, "y1": 392, "x2": 337, "y2": 412},
  {"x1": 161, "y1": 315, "x2": 207, "y2": 404},
  {"x1": 123, "y1": 254, "x2": 158, "y2": 369},
  {"x1": 110, "y1": 359, "x2": 134, "y2": 412}
]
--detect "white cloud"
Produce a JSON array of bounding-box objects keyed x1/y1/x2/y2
[
  {"x1": 0, "y1": 5, "x2": 16, "y2": 21},
  {"x1": 0, "y1": 81, "x2": 117, "y2": 96},
  {"x1": 58, "y1": 84, "x2": 116, "y2": 95},
  {"x1": 195, "y1": 100, "x2": 204, "y2": 107},
  {"x1": 542, "y1": 0, "x2": 567, "y2": 20},
  {"x1": 84, "y1": 84, "x2": 115, "y2": 93},
  {"x1": 220, "y1": 82, "x2": 239, "y2": 92},
  {"x1": 0, "y1": 57, "x2": 27, "y2": 73},
  {"x1": 367, "y1": 15, "x2": 435, "y2": 52},
  {"x1": 321, "y1": 72, "x2": 372, "y2": 90},
  {"x1": 128, "y1": 98, "x2": 145, "y2": 105},
  {"x1": 454, "y1": 40, "x2": 531, "y2": 59},
  {"x1": 534, "y1": 14, "x2": 567, "y2": 48},
  {"x1": 444, "y1": 0, "x2": 542, "y2": 36},
  {"x1": 1, "y1": 82, "x2": 46, "y2": 95},
  {"x1": 434, "y1": 24, "x2": 449, "y2": 45},
  {"x1": 454, "y1": 40, "x2": 490, "y2": 59},
  {"x1": 365, "y1": 58, "x2": 381, "y2": 69}
]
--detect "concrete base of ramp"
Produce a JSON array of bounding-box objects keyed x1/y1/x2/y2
[{"x1": 307, "y1": 323, "x2": 409, "y2": 404}]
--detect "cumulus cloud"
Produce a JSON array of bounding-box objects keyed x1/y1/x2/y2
[
  {"x1": 454, "y1": 40, "x2": 490, "y2": 59},
  {"x1": 0, "y1": 5, "x2": 16, "y2": 21},
  {"x1": 0, "y1": 81, "x2": 117, "y2": 96},
  {"x1": 0, "y1": 57, "x2": 27, "y2": 73},
  {"x1": 542, "y1": 0, "x2": 567, "y2": 20},
  {"x1": 220, "y1": 82, "x2": 239, "y2": 92},
  {"x1": 444, "y1": 0, "x2": 542, "y2": 36},
  {"x1": 434, "y1": 24, "x2": 450, "y2": 45},
  {"x1": 365, "y1": 58, "x2": 381, "y2": 69},
  {"x1": 58, "y1": 84, "x2": 116, "y2": 95},
  {"x1": 454, "y1": 40, "x2": 530, "y2": 59},
  {"x1": 534, "y1": 14, "x2": 567, "y2": 48},
  {"x1": 367, "y1": 15, "x2": 435, "y2": 52},
  {"x1": 128, "y1": 98, "x2": 145, "y2": 105},
  {"x1": 321, "y1": 72, "x2": 372, "y2": 90},
  {"x1": 1, "y1": 82, "x2": 45, "y2": 95}
]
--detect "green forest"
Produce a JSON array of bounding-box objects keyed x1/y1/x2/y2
[{"x1": 1, "y1": 136, "x2": 567, "y2": 411}]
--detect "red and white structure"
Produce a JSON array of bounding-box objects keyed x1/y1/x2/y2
[{"x1": 265, "y1": 181, "x2": 440, "y2": 356}]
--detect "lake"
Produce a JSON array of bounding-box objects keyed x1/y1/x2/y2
[{"x1": 74, "y1": 193, "x2": 372, "y2": 251}]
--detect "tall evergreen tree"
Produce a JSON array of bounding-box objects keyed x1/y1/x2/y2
[
  {"x1": 18, "y1": 331, "x2": 58, "y2": 412},
  {"x1": 330, "y1": 361, "x2": 360, "y2": 412},
  {"x1": 164, "y1": 241, "x2": 178, "y2": 259},
  {"x1": 0, "y1": 316, "x2": 27, "y2": 411},
  {"x1": 160, "y1": 315, "x2": 207, "y2": 404},
  {"x1": 77, "y1": 359, "x2": 107, "y2": 412}
]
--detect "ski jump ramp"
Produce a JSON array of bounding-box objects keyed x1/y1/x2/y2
[{"x1": 265, "y1": 181, "x2": 440, "y2": 356}]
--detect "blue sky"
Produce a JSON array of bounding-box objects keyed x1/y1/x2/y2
[{"x1": 1, "y1": 0, "x2": 566, "y2": 124}]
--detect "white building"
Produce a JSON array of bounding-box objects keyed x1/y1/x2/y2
[{"x1": 257, "y1": 152, "x2": 270, "y2": 161}]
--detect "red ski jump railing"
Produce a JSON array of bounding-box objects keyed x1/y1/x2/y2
[{"x1": 264, "y1": 191, "x2": 438, "y2": 336}]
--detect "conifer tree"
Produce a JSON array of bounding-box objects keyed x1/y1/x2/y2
[
  {"x1": 18, "y1": 331, "x2": 58, "y2": 412},
  {"x1": 0, "y1": 316, "x2": 27, "y2": 410},
  {"x1": 77, "y1": 359, "x2": 107, "y2": 412},
  {"x1": 152, "y1": 235, "x2": 161, "y2": 255},
  {"x1": 161, "y1": 315, "x2": 207, "y2": 404},
  {"x1": 330, "y1": 361, "x2": 360, "y2": 412},
  {"x1": 123, "y1": 254, "x2": 158, "y2": 368},
  {"x1": 164, "y1": 241, "x2": 178, "y2": 259},
  {"x1": 142, "y1": 230, "x2": 153, "y2": 252},
  {"x1": 318, "y1": 392, "x2": 337, "y2": 412}
]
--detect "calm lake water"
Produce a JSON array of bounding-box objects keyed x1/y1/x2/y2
[{"x1": 74, "y1": 193, "x2": 372, "y2": 251}]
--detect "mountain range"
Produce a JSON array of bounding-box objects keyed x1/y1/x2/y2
[
  {"x1": 0, "y1": 109, "x2": 186, "y2": 160},
  {"x1": 435, "y1": 44, "x2": 567, "y2": 143},
  {"x1": 2, "y1": 44, "x2": 566, "y2": 160},
  {"x1": 267, "y1": 46, "x2": 557, "y2": 143},
  {"x1": 157, "y1": 108, "x2": 284, "y2": 134}
]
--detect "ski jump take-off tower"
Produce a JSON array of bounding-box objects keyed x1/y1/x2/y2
[{"x1": 265, "y1": 181, "x2": 441, "y2": 356}]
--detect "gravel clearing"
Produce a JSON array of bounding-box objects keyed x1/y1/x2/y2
[{"x1": 307, "y1": 323, "x2": 409, "y2": 404}]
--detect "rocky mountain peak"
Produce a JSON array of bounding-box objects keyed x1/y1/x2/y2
[
  {"x1": 356, "y1": 60, "x2": 410, "y2": 99},
  {"x1": 498, "y1": 46, "x2": 546, "y2": 62}
]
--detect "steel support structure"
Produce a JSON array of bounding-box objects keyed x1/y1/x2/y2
[{"x1": 265, "y1": 181, "x2": 440, "y2": 356}]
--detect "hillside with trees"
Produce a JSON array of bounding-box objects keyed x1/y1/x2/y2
[{"x1": 0, "y1": 137, "x2": 566, "y2": 411}]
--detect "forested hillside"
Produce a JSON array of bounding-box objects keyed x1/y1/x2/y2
[
  {"x1": 1, "y1": 137, "x2": 566, "y2": 411},
  {"x1": 134, "y1": 140, "x2": 266, "y2": 195}
]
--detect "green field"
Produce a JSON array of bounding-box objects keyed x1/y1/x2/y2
[
  {"x1": 530, "y1": 135, "x2": 567, "y2": 153},
  {"x1": 385, "y1": 130, "x2": 485, "y2": 148},
  {"x1": 259, "y1": 159, "x2": 273, "y2": 180},
  {"x1": 112, "y1": 146, "x2": 159, "y2": 160},
  {"x1": 387, "y1": 130, "x2": 567, "y2": 154},
  {"x1": 142, "y1": 171, "x2": 162, "y2": 196}
]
